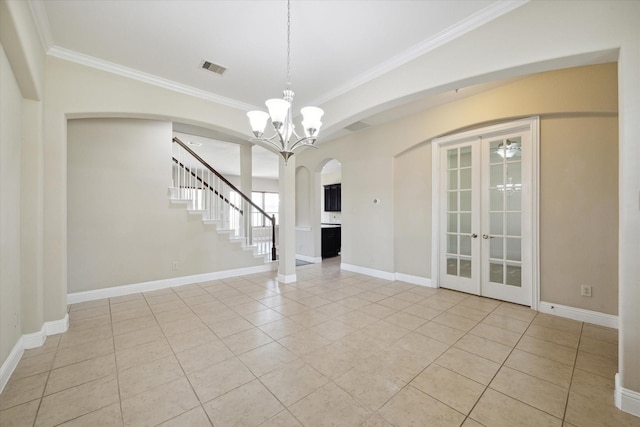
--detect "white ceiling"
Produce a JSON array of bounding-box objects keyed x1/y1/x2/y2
[{"x1": 31, "y1": 0, "x2": 530, "y2": 179}]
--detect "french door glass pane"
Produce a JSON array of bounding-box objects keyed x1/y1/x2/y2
[
  {"x1": 447, "y1": 257, "x2": 458, "y2": 276},
  {"x1": 506, "y1": 264, "x2": 522, "y2": 287},
  {"x1": 460, "y1": 147, "x2": 472, "y2": 167},
  {"x1": 448, "y1": 151, "x2": 458, "y2": 169},
  {"x1": 490, "y1": 164, "x2": 504, "y2": 187},
  {"x1": 506, "y1": 190, "x2": 521, "y2": 211},
  {"x1": 460, "y1": 190, "x2": 472, "y2": 211},
  {"x1": 448, "y1": 170, "x2": 458, "y2": 190},
  {"x1": 460, "y1": 213, "x2": 471, "y2": 234},
  {"x1": 448, "y1": 192, "x2": 458, "y2": 211},
  {"x1": 460, "y1": 258, "x2": 472, "y2": 278},
  {"x1": 507, "y1": 162, "x2": 521, "y2": 185},
  {"x1": 460, "y1": 168, "x2": 472, "y2": 190},
  {"x1": 447, "y1": 234, "x2": 458, "y2": 254},
  {"x1": 490, "y1": 213, "x2": 503, "y2": 235},
  {"x1": 490, "y1": 189, "x2": 503, "y2": 211},
  {"x1": 490, "y1": 262, "x2": 504, "y2": 284},
  {"x1": 448, "y1": 213, "x2": 458, "y2": 232},
  {"x1": 490, "y1": 238, "x2": 503, "y2": 259},
  {"x1": 489, "y1": 140, "x2": 504, "y2": 164},
  {"x1": 506, "y1": 238, "x2": 521, "y2": 261},
  {"x1": 506, "y1": 213, "x2": 521, "y2": 236},
  {"x1": 460, "y1": 235, "x2": 471, "y2": 256}
]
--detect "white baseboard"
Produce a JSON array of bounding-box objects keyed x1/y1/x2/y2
[
  {"x1": 395, "y1": 273, "x2": 434, "y2": 288},
  {"x1": 67, "y1": 264, "x2": 275, "y2": 304},
  {"x1": 277, "y1": 273, "x2": 297, "y2": 283},
  {"x1": 0, "y1": 314, "x2": 69, "y2": 394},
  {"x1": 22, "y1": 313, "x2": 69, "y2": 349},
  {"x1": 538, "y1": 301, "x2": 618, "y2": 329},
  {"x1": 0, "y1": 338, "x2": 24, "y2": 394},
  {"x1": 296, "y1": 254, "x2": 322, "y2": 264},
  {"x1": 340, "y1": 263, "x2": 436, "y2": 287},
  {"x1": 615, "y1": 373, "x2": 640, "y2": 417},
  {"x1": 340, "y1": 263, "x2": 396, "y2": 281}
]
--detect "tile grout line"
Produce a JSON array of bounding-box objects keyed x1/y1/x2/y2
[
  {"x1": 458, "y1": 302, "x2": 538, "y2": 425},
  {"x1": 561, "y1": 321, "x2": 584, "y2": 424}
]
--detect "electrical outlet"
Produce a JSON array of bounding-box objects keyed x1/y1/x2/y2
[
  {"x1": 172, "y1": 261, "x2": 179, "y2": 271},
  {"x1": 581, "y1": 285, "x2": 592, "y2": 297}
]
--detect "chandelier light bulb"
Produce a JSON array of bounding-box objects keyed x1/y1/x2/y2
[
  {"x1": 265, "y1": 99, "x2": 290, "y2": 130},
  {"x1": 246, "y1": 111, "x2": 270, "y2": 137}
]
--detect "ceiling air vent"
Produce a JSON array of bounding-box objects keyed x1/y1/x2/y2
[
  {"x1": 344, "y1": 121, "x2": 371, "y2": 132},
  {"x1": 201, "y1": 60, "x2": 226, "y2": 76}
]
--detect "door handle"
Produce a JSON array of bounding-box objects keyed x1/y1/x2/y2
[
  {"x1": 471, "y1": 234, "x2": 478, "y2": 238},
  {"x1": 482, "y1": 234, "x2": 494, "y2": 239}
]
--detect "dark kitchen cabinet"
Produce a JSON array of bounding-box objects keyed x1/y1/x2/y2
[
  {"x1": 324, "y1": 184, "x2": 341, "y2": 212},
  {"x1": 321, "y1": 226, "x2": 341, "y2": 259}
]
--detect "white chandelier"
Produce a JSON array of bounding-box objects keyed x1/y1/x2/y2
[{"x1": 247, "y1": 0, "x2": 324, "y2": 163}]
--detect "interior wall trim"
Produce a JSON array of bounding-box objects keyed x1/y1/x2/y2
[
  {"x1": 67, "y1": 264, "x2": 275, "y2": 305},
  {"x1": 341, "y1": 263, "x2": 396, "y2": 281},
  {"x1": 0, "y1": 314, "x2": 69, "y2": 394},
  {"x1": 296, "y1": 254, "x2": 322, "y2": 264},
  {"x1": 277, "y1": 273, "x2": 297, "y2": 284},
  {"x1": 395, "y1": 273, "x2": 434, "y2": 288},
  {"x1": 538, "y1": 301, "x2": 618, "y2": 329},
  {"x1": 615, "y1": 373, "x2": 640, "y2": 417},
  {"x1": 340, "y1": 264, "x2": 436, "y2": 288},
  {"x1": 0, "y1": 339, "x2": 23, "y2": 394}
]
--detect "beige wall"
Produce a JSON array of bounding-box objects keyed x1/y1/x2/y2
[
  {"x1": 393, "y1": 142, "x2": 432, "y2": 279},
  {"x1": 0, "y1": 44, "x2": 23, "y2": 366},
  {"x1": 540, "y1": 116, "x2": 618, "y2": 313},
  {"x1": 67, "y1": 118, "x2": 264, "y2": 293},
  {"x1": 298, "y1": 63, "x2": 618, "y2": 315}
]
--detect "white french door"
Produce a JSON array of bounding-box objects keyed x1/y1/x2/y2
[{"x1": 433, "y1": 118, "x2": 538, "y2": 306}]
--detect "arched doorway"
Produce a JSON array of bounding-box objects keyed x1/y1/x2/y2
[{"x1": 320, "y1": 159, "x2": 342, "y2": 260}]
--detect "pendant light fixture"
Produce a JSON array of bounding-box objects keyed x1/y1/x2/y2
[{"x1": 247, "y1": 0, "x2": 324, "y2": 163}]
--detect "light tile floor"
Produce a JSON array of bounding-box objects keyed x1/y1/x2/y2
[{"x1": 1, "y1": 258, "x2": 638, "y2": 426}]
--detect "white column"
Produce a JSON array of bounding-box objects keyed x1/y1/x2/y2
[
  {"x1": 239, "y1": 144, "x2": 253, "y2": 242},
  {"x1": 278, "y1": 155, "x2": 296, "y2": 283},
  {"x1": 240, "y1": 144, "x2": 253, "y2": 196},
  {"x1": 616, "y1": 36, "x2": 640, "y2": 415}
]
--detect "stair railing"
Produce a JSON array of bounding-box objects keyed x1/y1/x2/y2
[{"x1": 171, "y1": 137, "x2": 276, "y2": 261}]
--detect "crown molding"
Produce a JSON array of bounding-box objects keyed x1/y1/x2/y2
[
  {"x1": 47, "y1": 46, "x2": 259, "y2": 112},
  {"x1": 310, "y1": 0, "x2": 529, "y2": 107}
]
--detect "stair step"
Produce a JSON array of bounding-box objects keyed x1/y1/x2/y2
[
  {"x1": 170, "y1": 199, "x2": 191, "y2": 205},
  {"x1": 187, "y1": 209, "x2": 206, "y2": 215}
]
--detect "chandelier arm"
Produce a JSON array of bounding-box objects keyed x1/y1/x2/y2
[
  {"x1": 250, "y1": 137, "x2": 284, "y2": 153},
  {"x1": 289, "y1": 136, "x2": 317, "y2": 152}
]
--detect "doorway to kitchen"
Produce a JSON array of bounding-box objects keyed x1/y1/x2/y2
[{"x1": 321, "y1": 159, "x2": 342, "y2": 260}]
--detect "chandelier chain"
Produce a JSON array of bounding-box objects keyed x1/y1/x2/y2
[{"x1": 286, "y1": 0, "x2": 291, "y2": 88}]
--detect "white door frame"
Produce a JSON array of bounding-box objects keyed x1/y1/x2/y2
[{"x1": 431, "y1": 117, "x2": 540, "y2": 310}]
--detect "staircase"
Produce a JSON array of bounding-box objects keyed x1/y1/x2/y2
[{"x1": 170, "y1": 137, "x2": 277, "y2": 262}]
